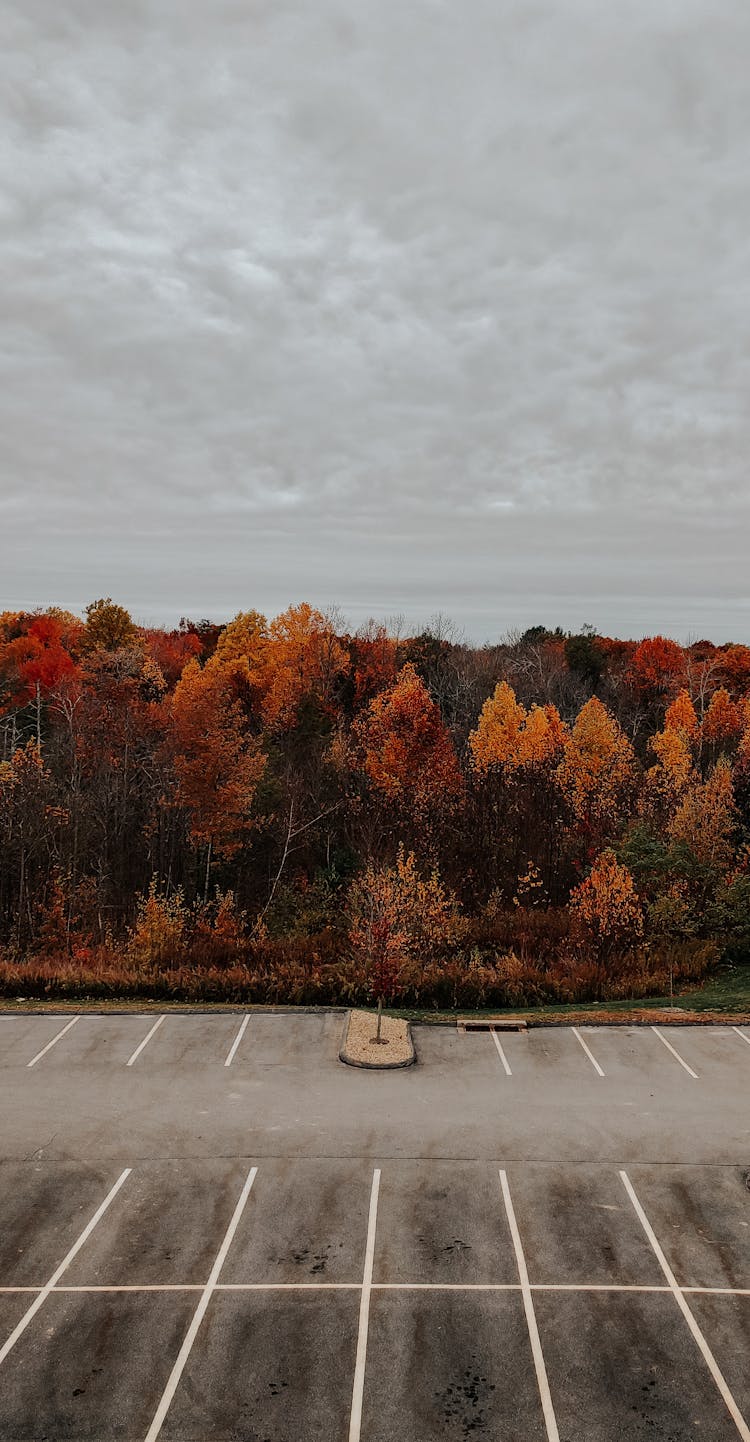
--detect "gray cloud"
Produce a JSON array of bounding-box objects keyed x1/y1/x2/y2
[{"x1": 1, "y1": 0, "x2": 749, "y2": 639}]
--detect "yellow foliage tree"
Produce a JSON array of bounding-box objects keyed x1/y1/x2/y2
[
  {"x1": 644, "y1": 687, "x2": 699, "y2": 816},
  {"x1": 668, "y1": 759, "x2": 737, "y2": 873},
  {"x1": 570, "y1": 849, "x2": 643, "y2": 945},
  {"x1": 556, "y1": 698, "x2": 636, "y2": 836},
  {"x1": 469, "y1": 682, "x2": 567, "y2": 774}
]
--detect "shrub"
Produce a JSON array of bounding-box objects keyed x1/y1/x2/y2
[
  {"x1": 570, "y1": 850, "x2": 643, "y2": 951},
  {"x1": 128, "y1": 882, "x2": 188, "y2": 969},
  {"x1": 192, "y1": 890, "x2": 249, "y2": 968}
]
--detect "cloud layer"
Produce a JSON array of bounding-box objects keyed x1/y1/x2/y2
[{"x1": 1, "y1": 0, "x2": 748, "y2": 638}]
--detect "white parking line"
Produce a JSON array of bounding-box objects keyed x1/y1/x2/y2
[
  {"x1": 620, "y1": 1171, "x2": 750, "y2": 1442},
  {"x1": 26, "y1": 1016, "x2": 79, "y2": 1068},
  {"x1": 499, "y1": 1170, "x2": 560, "y2": 1442},
  {"x1": 0, "y1": 1169, "x2": 130, "y2": 1367},
  {"x1": 143, "y1": 1165, "x2": 258, "y2": 1442},
  {"x1": 224, "y1": 1014, "x2": 250, "y2": 1067},
  {"x1": 0, "y1": 1278, "x2": 749, "y2": 1297},
  {"x1": 733, "y1": 1026, "x2": 750, "y2": 1048},
  {"x1": 571, "y1": 1028, "x2": 605, "y2": 1076},
  {"x1": 490, "y1": 1030, "x2": 512, "y2": 1075},
  {"x1": 348, "y1": 1167, "x2": 381, "y2": 1442},
  {"x1": 126, "y1": 1015, "x2": 166, "y2": 1067},
  {"x1": 651, "y1": 1026, "x2": 698, "y2": 1078}
]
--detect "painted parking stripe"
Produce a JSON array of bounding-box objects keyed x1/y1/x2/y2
[
  {"x1": 143, "y1": 1166, "x2": 258, "y2": 1442},
  {"x1": 0, "y1": 1169, "x2": 130, "y2": 1367},
  {"x1": 499, "y1": 1170, "x2": 560, "y2": 1442},
  {"x1": 733, "y1": 1026, "x2": 750, "y2": 1048},
  {"x1": 348, "y1": 1167, "x2": 381, "y2": 1442},
  {"x1": 26, "y1": 1016, "x2": 79, "y2": 1068},
  {"x1": 571, "y1": 1028, "x2": 605, "y2": 1076},
  {"x1": 126, "y1": 1015, "x2": 166, "y2": 1067},
  {"x1": 224, "y1": 1014, "x2": 250, "y2": 1067},
  {"x1": 490, "y1": 1029, "x2": 512, "y2": 1075},
  {"x1": 651, "y1": 1026, "x2": 699, "y2": 1078},
  {"x1": 0, "y1": 1279, "x2": 749, "y2": 1296},
  {"x1": 620, "y1": 1171, "x2": 750, "y2": 1442}
]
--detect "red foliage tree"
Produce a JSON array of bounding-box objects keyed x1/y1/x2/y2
[{"x1": 632, "y1": 636, "x2": 685, "y2": 699}]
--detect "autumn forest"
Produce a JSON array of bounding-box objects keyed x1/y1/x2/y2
[{"x1": 1, "y1": 599, "x2": 749, "y2": 1009}]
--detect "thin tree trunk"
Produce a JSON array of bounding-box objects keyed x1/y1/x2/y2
[
  {"x1": 16, "y1": 848, "x2": 26, "y2": 951},
  {"x1": 204, "y1": 839, "x2": 212, "y2": 905}
]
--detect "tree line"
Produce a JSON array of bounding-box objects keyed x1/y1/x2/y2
[{"x1": 1, "y1": 600, "x2": 748, "y2": 1006}]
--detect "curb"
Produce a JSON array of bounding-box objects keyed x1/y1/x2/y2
[{"x1": 338, "y1": 1011, "x2": 417, "y2": 1070}]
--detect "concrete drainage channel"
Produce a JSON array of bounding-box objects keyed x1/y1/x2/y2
[{"x1": 459, "y1": 1018, "x2": 528, "y2": 1035}]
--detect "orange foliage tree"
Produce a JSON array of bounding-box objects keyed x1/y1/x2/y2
[
  {"x1": 570, "y1": 849, "x2": 643, "y2": 950},
  {"x1": 352, "y1": 663, "x2": 464, "y2": 844},
  {"x1": 632, "y1": 636, "x2": 685, "y2": 699},
  {"x1": 701, "y1": 688, "x2": 742, "y2": 749},
  {"x1": 168, "y1": 660, "x2": 266, "y2": 896},
  {"x1": 257, "y1": 604, "x2": 349, "y2": 730}
]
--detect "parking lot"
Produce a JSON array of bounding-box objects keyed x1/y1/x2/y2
[{"x1": 0, "y1": 1011, "x2": 748, "y2": 1440}]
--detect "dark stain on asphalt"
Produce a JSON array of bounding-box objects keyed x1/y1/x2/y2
[{"x1": 434, "y1": 1359, "x2": 496, "y2": 1437}]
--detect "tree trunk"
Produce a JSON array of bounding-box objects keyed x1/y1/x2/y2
[
  {"x1": 204, "y1": 839, "x2": 212, "y2": 905},
  {"x1": 16, "y1": 848, "x2": 26, "y2": 951}
]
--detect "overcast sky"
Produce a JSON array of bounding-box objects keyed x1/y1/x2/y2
[{"x1": 1, "y1": 0, "x2": 749, "y2": 642}]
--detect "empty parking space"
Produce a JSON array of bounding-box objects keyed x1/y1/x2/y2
[
  {"x1": 626, "y1": 1165, "x2": 750, "y2": 1290},
  {"x1": 566, "y1": 1025, "x2": 658, "y2": 1080},
  {"x1": 126, "y1": 1014, "x2": 240, "y2": 1070},
  {"x1": 659, "y1": 1025, "x2": 750, "y2": 1080},
  {"x1": 220, "y1": 1158, "x2": 372, "y2": 1284},
  {"x1": 0, "y1": 1291, "x2": 197, "y2": 1442},
  {"x1": 373, "y1": 1160, "x2": 517, "y2": 1285},
  {"x1": 535, "y1": 1289, "x2": 745, "y2": 1442},
  {"x1": 64, "y1": 1162, "x2": 249, "y2": 1287},
  {"x1": 28, "y1": 1015, "x2": 156, "y2": 1070},
  {"x1": 161, "y1": 1289, "x2": 359, "y2": 1442},
  {"x1": 0, "y1": 1163, "x2": 124, "y2": 1286},
  {"x1": 419, "y1": 1024, "x2": 498, "y2": 1075},
  {"x1": 364, "y1": 1288, "x2": 547, "y2": 1441},
  {"x1": 238, "y1": 1011, "x2": 341, "y2": 1068},
  {"x1": 499, "y1": 1027, "x2": 589, "y2": 1082},
  {"x1": 508, "y1": 1163, "x2": 666, "y2": 1286},
  {"x1": 688, "y1": 1295, "x2": 750, "y2": 1414},
  {"x1": 0, "y1": 1014, "x2": 80, "y2": 1069}
]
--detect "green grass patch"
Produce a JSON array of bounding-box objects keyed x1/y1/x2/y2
[{"x1": 392, "y1": 960, "x2": 750, "y2": 1024}]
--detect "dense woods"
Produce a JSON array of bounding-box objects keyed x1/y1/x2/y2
[{"x1": 1, "y1": 601, "x2": 749, "y2": 1008}]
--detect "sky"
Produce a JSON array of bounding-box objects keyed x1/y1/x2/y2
[{"x1": 1, "y1": 0, "x2": 749, "y2": 643}]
